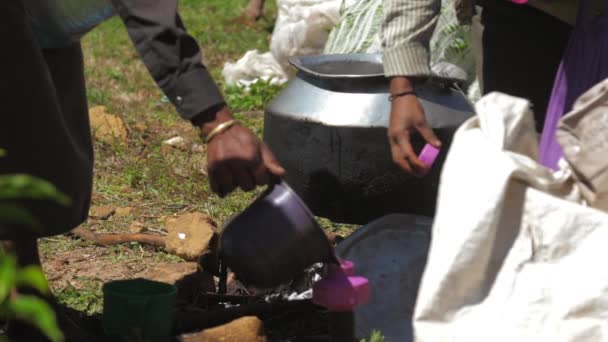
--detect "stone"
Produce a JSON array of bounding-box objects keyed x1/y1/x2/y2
[
  {"x1": 138, "y1": 262, "x2": 197, "y2": 285},
  {"x1": 133, "y1": 123, "x2": 147, "y2": 133},
  {"x1": 191, "y1": 143, "x2": 205, "y2": 154},
  {"x1": 181, "y1": 316, "x2": 266, "y2": 342},
  {"x1": 162, "y1": 136, "x2": 186, "y2": 149},
  {"x1": 172, "y1": 166, "x2": 191, "y2": 178},
  {"x1": 165, "y1": 212, "x2": 217, "y2": 261},
  {"x1": 89, "y1": 206, "x2": 115, "y2": 220},
  {"x1": 138, "y1": 262, "x2": 216, "y2": 300},
  {"x1": 89, "y1": 106, "x2": 128, "y2": 144},
  {"x1": 129, "y1": 221, "x2": 146, "y2": 234},
  {"x1": 115, "y1": 206, "x2": 138, "y2": 217},
  {"x1": 90, "y1": 192, "x2": 104, "y2": 202}
]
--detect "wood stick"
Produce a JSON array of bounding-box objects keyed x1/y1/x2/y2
[{"x1": 71, "y1": 227, "x2": 165, "y2": 247}]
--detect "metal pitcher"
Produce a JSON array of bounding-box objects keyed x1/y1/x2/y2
[
  {"x1": 263, "y1": 53, "x2": 474, "y2": 224},
  {"x1": 220, "y1": 181, "x2": 338, "y2": 289}
]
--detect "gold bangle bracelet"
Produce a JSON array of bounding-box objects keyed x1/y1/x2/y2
[{"x1": 205, "y1": 120, "x2": 238, "y2": 143}]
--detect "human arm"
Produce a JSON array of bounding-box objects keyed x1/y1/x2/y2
[
  {"x1": 110, "y1": 0, "x2": 284, "y2": 195},
  {"x1": 383, "y1": 0, "x2": 442, "y2": 175}
]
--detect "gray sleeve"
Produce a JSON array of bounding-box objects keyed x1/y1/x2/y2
[
  {"x1": 382, "y1": 0, "x2": 441, "y2": 77},
  {"x1": 110, "y1": 0, "x2": 225, "y2": 120}
]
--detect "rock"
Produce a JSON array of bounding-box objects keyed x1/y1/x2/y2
[
  {"x1": 89, "y1": 106, "x2": 128, "y2": 144},
  {"x1": 133, "y1": 123, "x2": 147, "y2": 133},
  {"x1": 115, "y1": 206, "x2": 138, "y2": 217},
  {"x1": 173, "y1": 166, "x2": 191, "y2": 178},
  {"x1": 138, "y1": 262, "x2": 216, "y2": 299},
  {"x1": 129, "y1": 221, "x2": 146, "y2": 234},
  {"x1": 139, "y1": 262, "x2": 197, "y2": 284},
  {"x1": 162, "y1": 136, "x2": 186, "y2": 149},
  {"x1": 191, "y1": 144, "x2": 205, "y2": 154},
  {"x1": 165, "y1": 212, "x2": 217, "y2": 261},
  {"x1": 181, "y1": 316, "x2": 266, "y2": 342},
  {"x1": 90, "y1": 192, "x2": 104, "y2": 202},
  {"x1": 89, "y1": 206, "x2": 115, "y2": 220}
]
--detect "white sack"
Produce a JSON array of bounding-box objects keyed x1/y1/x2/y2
[
  {"x1": 414, "y1": 81, "x2": 608, "y2": 342},
  {"x1": 222, "y1": 50, "x2": 287, "y2": 88},
  {"x1": 223, "y1": 0, "x2": 340, "y2": 87},
  {"x1": 270, "y1": 0, "x2": 341, "y2": 70}
]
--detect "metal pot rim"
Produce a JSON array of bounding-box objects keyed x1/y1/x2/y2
[
  {"x1": 288, "y1": 53, "x2": 385, "y2": 79},
  {"x1": 288, "y1": 53, "x2": 468, "y2": 86}
]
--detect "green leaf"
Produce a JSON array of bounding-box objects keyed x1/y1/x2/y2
[
  {"x1": 15, "y1": 266, "x2": 50, "y2": 295},
  {"x1": 7, "y1": 296, "x2": 64, "y2": 342},
  {"x1": 0, "y1": 203, "x2": 42, "y2": 230},
  {"x1": 0, "y1": 174, "x2": 70, "y2": 205},
  {"x1": 0, "y1": 149, "x2": 5, "y2": 157},
  {"x1": 0, "y1": 255, "x2": 17, "y2": 302},
  {"x1": 360, "y1": 330, "x2": 385, "y2": 342}
]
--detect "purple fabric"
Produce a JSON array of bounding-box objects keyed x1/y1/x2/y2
[{"x1": 539, "y1": 3, "x2": 608, "y2": 170}]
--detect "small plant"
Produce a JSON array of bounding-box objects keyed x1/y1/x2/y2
[
  {"x1": 224, "y1": 79, "x2": 284, "y2": 112},
  {"x1": 0, "y1": 254, "x2": 64, "y2": 342},
  {"x1": 0, "y1": 174, "x2": 70, "y2": 230},
  {"x1": 360, "y1": 329, "x2": 386, "y2": 342},
  {"x1": 0, "y1": 148, "x2": 69, "y2": 341}
]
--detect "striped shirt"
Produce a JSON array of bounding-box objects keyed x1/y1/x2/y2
[
  {"x1": 382, "y1": 0, "x2": 582, "y2": 78},
  {"x1": 382, "y1": 0, "x2": 442, "y2": 77}
]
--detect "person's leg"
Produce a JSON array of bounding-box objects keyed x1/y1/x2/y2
[
  {"x1": 0, "y1": 240, "x2": 40, "y2": 267},
  {"x1": 480, "y1": 0, "x2": 572, "y2": 131},
  {"x1": 0, "y1": 1, "x2": 95, "y2": 340},
  {"x1": 0, "y1": 1, "x2": 93, "y2": 244}
]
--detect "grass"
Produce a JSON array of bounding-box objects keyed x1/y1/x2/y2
[
  {"x1": 37, "y1": 0, "x2": 358, "y2": 316},
  {"x1": 55, "y1": 280, "x2": 104, "y2": 316}
]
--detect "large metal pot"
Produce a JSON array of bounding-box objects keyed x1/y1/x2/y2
[{"x1": 263, "y1": 53, "x2": 474, "y2": 224}]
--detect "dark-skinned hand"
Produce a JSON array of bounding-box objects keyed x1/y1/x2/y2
[
  {"x1": 198, "y1": 106, "x2": 285, "y2": 197},
  {"x1": 387, "y1": 76, "x2": 442, "y2": 176}
]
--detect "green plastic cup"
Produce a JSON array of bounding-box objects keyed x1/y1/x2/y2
[{"x1": 103, "y1": 278, "x2": 177, "y2": 341}]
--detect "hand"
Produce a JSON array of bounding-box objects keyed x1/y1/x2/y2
[
  {"x1": 198, "y1": 106, "x2": 285, "y2": 197},
  {"x1": 387, "y1": 77, "x2": 441, "y2": 176}
]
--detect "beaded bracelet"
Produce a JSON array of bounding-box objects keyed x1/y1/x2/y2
[{"x1": 388, "y1": 90, "x2": 417, "y2": 102}]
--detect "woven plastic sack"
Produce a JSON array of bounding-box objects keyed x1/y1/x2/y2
[
  {"x1": 322, "y1": 0, "x2": 474, "y2": 64},
  {"x1": 270, "y1": 0, "x2": 342, "y2": 70},
  {"x1": 430, "y1": 1, "x2": 475, "y2": 84},
  {"x1": 324, "y1": 0, "x2": 477, "y2": 88},
  {"x1": 222, "y1": 50, "x2": 288, "y2": 88},
  {"x1": 224, "y1": 0, "x2": 340, "y2": 87},
  {"x1": 539, "y1": 0, "x2": 608, "y2": 170},
  {"x1": 323, "y1": 0, "x2": 384, "y2": 54}
]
